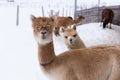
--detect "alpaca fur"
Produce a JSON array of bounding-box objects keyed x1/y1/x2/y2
[
  {"x1": 54, "y1": 15, "x2": 85, "y2": 36},
  {"x1": 90, "y1": 43, "x2": 120, "y2": 50},
  {"x1": 31, "y1": 15, "x2": 120, "y2": 80},
  {"x1": 62, "y1": 24, "x2": 86, "y2": 49}
]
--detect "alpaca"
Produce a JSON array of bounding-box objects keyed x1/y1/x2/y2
[
  {"x1": 62, "y1": 24, "x2": 86, "y2": 49},
  {"x1": 31, "y1": 15, "x2": 120, "y2": 80},
  {"x1": 53, "y1": 15, "x2": 85, "y2": 36},
  {"x1": 101, "y1": 8, "x2": 114, "y2": 29}
]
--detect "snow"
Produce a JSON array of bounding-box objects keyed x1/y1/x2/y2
[
  {"x1": 77, "y1": 23, "x2": 120, "y2": 47},
  {"x1": 1, "y1": 4, "x2": 120, "y2": 80}
]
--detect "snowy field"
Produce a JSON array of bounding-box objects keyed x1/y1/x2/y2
[{"x1": 0, "y1": 5, "x2": 120, "y2": 80}]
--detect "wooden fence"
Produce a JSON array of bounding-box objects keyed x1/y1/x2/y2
[{"x1": 74, "y1": 5, "x2": 120, "y2": 25}]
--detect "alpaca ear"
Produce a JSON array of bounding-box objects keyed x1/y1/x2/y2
[
  {"x1": 72, "y1": 24, "x2": 76, "y2": 30},
  {"x1": 31, "y1": 15, "x2": 36, "y2": 22}
]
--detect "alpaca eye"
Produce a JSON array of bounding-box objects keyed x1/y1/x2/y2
[
  {"x1": 73, "y1": 34, "x2": 77, "y2": 37},
  {"x1": 64, "y1": 36, "x2": 68, "y2": 39}
]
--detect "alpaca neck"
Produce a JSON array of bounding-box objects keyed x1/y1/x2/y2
[
  {"x1": 74, "y1": 18, "x2": 83, "y2": 24},
  {"x1": 77, "y1": 38, "x2": 86, "y2": 48},
  {"x1": 38, "y1": 41, "x2": 56, "y2": 66},
  {"x1": 68, "y1": 37, "x2": 86, "y2": 49}
]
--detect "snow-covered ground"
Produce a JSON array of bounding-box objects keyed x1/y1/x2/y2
[
  {"x1": 77, "y1": 23, "x2": 120, "y2": 47},
  {"x1": 1, "y1": 5, "x2": 120, "y2": 80}
]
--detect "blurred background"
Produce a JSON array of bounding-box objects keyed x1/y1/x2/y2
[
  {"x1": 0, "y1": 0, "x2": 120, "y2": 80},
  {"x1": 0, "y1": 0, "x2": 120, "y2": 26}
]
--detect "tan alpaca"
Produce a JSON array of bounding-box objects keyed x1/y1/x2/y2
[
  {"x1": 31, "y1": 15, "x2": 120, "y2": 80},
  {"x1": 62, "y1": 24, "x2": 86, "y2": 49},
  {"x1": 53, "y1": 15, "x2": 85, "y2": 36}
]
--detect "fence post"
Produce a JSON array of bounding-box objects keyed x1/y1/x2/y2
[
  {"x1": 62, "y1": 8, "x2": 64, "y2": 16},
  {"x1": 16, "y1": 5, "x2": 19, "y2": 26},
  {"x1": 69, "y1": 6, "x2": 71, "y2": 16},
  {"x1": 41, "y1": 6, "x2": 44, "y2": 17},
  {"x1": 74, "y1": 0, "x2": 77, "y2": 19},
  {"x1": 66, "y1": 9, "x2": 67, "y2": 16},
  {"x1": 97, "y1": 0, "x2": 100, "y2": 22}
]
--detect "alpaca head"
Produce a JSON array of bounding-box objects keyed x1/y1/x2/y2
[
  {"x1": 31, "y1": 15, "x2": 54, "y2": 45},
  {"x1": 77, "y1": 15, "x2": 85, "y2": 20},
  {"x1": 62, "y1": 24, "x2": 79, "y2": 45}
]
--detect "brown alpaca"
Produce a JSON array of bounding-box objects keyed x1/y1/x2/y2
[
  {"x1": 54, "y1": 15, "x2": 85, "y2": 36},
  {"x1": 62, "y1": 24, "x2": 86, "y2": 49},
  {"x1": 101, "y1": 8, "x2": 114, "y2": 29},
  {"x1": 31, "y1": 15, "x2": 120, "y2": 80}
]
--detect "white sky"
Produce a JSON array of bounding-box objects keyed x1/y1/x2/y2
[
  {"x1": 1, "y1": 0, "x2": 120, "y2": 9},
  {"x1": 4, "y1": 0, "x2": 119, "y2": 7}
]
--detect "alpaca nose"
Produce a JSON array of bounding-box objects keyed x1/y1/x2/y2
[
  {"x1": 69, "y1": 39, "x2": 73, "y2": 44},
  {"x1": 70, "y1": 39, "x2": 72, "y2": 42},
  {"x1": 41, "y1": 31, "x2": 46, "y2": 35}
]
